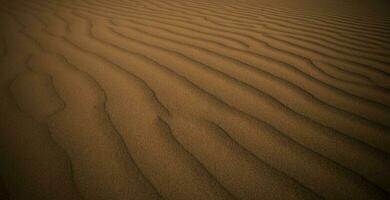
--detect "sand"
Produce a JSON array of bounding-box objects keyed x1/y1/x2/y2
[{"x1": 0, "y1": 0, "x2": 389, "y2": 199}]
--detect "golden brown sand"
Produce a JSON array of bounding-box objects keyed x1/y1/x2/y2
[{"x1": 0, "y1": 0, "x2": 389, "y2": 199}]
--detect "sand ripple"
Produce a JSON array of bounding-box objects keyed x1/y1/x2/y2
[{"x1": 0, "y1": 0, "x2": 389, "y2": 199}]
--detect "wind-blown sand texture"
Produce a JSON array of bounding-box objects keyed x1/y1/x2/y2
[{"x1": 0, "y1": 0, "x2": 390, "y2": 199}]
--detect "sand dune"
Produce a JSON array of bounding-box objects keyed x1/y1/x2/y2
[{"x1": 0, "y1": 0, "x2": 389, "y2": 199}]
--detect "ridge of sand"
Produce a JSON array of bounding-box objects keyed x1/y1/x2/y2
[{"x1": 0, "y1": 0, "x2": 389, "y2": 199}]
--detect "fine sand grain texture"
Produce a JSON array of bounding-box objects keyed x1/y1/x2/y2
[{"x1": 0, "y1": 0, "x2": 389, "y2": 199}]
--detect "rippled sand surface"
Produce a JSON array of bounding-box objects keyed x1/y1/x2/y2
[{"x1": 1, "y1": 0, "x2": 389, "y2": 199}]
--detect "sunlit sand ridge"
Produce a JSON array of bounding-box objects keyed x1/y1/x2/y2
[{"x1": 0, "y1": 0, "x2": 389, "y2": 199}]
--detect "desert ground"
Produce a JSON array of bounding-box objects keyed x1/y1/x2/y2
[{"x1": 0, "y1": 0, "x2": 390, "y2": 199}]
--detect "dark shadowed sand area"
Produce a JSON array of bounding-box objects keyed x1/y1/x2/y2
[{"x1": 0, "y1": 0, "x2": 390, "y2": 199}]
